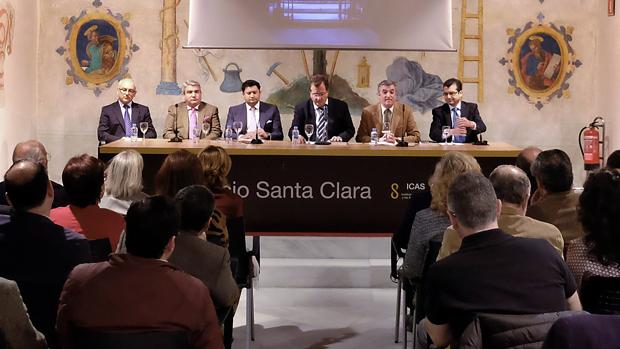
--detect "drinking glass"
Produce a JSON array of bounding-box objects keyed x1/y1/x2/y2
[
  {"x1": 139, "y1": 122, "x2": 148, "y2": 142},
  {"x1": 442, "y1": 126, "x2": 450, "y2": 145},
  {"x1": 192, "y1": 127, "x2": 201, "y2": 143},
  {"x1": 382, "y1": 121, "x2": 391, "y2": 140},
  {"x1": 304, "y1": 124, "x2": 314, "y2": 144},
  {"x1": 202, "y1": 122, "x2": 211, "y2": 140},
  {"x1": 232, "y1": 121, "x2": 243, "y2": 141}
]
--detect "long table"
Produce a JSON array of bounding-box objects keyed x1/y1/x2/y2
[{"x1": 99, "y1": 139, "x2": 521, "y2": 235}]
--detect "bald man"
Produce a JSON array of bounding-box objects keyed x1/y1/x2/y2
[
  {"x1": 0, "y1": 140, "x2": 68, "y2": 208},
  {"x1": 516, "y1": 146, "x2": 542, "y2": 196}
]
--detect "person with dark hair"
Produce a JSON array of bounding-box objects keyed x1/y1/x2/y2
[
  {"x1": 607, "y1": 149, "x2": 620, "y2": 169},
  {"x1": 0, "y1": 160, "x2": 84, "y2": 348},
  {"x1": 57, "y1": 196, "x2": 224, "y2": 349},
  {"x1": 566, "y1": 168, "x2": 620, "y2": 286},
  {"x1": 168, "y1": 185, "x2": 240, "y2": 322},
  {"x1": 289, "y1": 74, "x2": 355, "y2": 143},
  {"x1": 526, "y1": 149, "x2": 583, "y2": 243},
  {"x1": 225, "y1": 79, "x2": 283, "y2": 140},
  {"x1": 429, "y1": 78, "x2": 486, "y2": 143},
  {"x1": 50, "y1": 154, "x2": 125, "y2": 249},
  {"x1": 420, "y1": 172, "x2": 580, "y2": 348},
  {"x1": 198, "y1": 146, "x2": 244, "y2": 219},
  {"x1": 163, "y1": 80, "x2": 221, "y2": 140},
  {"x1": 155, "y1": 150, "x2": 205, "y2": 198},
  {"x1": 515, "y1": 146, "x2": 542, "y2": 196}
]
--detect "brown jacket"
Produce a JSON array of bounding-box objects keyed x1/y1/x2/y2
[
  {"x1": 526, "y1": 190, "x2": 583, "y2": 243},
  {"x1": 355, "y1": 102, "x2": 420, "y2": 143}
]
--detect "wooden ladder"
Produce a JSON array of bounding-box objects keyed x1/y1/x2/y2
[{"x1": 457, "y1": 0, "x2": 484, "y2": 103}]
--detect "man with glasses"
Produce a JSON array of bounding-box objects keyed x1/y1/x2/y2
[
  {"x1": 429, "y1": 78, "x2": 486, "y2": 143},
  {"x1": 97, "y1": 78, "x2": 157, "y2": 144},
  {"x1": 289, "y1": 74, "x2": 355, "y2": 143}
]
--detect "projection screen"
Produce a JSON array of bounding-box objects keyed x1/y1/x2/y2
[{"x1": 187, "y1": 0, "x2": 453, "y2": 51}]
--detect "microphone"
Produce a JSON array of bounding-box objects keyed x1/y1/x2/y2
[
  {"x1": 250, "y1": 108, "x2": 263, "y2": 144},
  {"x1": 169, "y1": 103, "x2": 182, "y2": 143},
  {"x1": 396, "y1": 104, "x2": 408, "y2": 147}
]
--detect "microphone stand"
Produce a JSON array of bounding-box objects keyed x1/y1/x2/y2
[
  {"x1": 396, "y1": 104, "x2": 409, "y2": 147},
  {"x1": 169, "y1": 103, "x2": 182, "y2": 143},
  {"x1": 251, "y1": 114, "x2": 263, "y2": 144}
]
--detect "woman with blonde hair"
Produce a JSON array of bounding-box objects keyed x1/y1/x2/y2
[
  {"x1": 198, "y1": 146, "x2": 244, "y2": 219},
  {"x1": 100, "y1": 150, "x2": 147, "y2": 215}
]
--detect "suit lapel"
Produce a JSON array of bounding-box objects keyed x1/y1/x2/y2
[
  {"x1": 258, "y1": 103, "x2": 268, "y2": 129},
  {"x1": 444, "y1": 104, "x2": 452, "y2": 127},
  {"x1": 114, "y1": 103, "x2": 127, "y2": 133},
  {"x1": 179, "y1": 103, "x2": 190, "y2": 138}
]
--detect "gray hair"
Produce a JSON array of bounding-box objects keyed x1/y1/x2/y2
[
  {"x1": 182, "y1": 80, "x2": 201, "y2": 94},
  {"x1": 447, "y1": 172, "x2": 498, "y2": 230},
  {"x1": 489, "y1": 165, "x2": 531, "y2": 206},
  {"x1": 377, "y1": 80, "x2": 397, "y2": 93},
  {"x1": 104, "y1": 150, "x2": 144, "y2": 201}
]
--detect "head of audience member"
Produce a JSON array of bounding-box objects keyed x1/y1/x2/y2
[
  {"x1": 442, "y1": 78, "x2": 463, "y2": 107},
  {"x1": 155, "y1": 150, "x2": 204, "y2": 198},
  {"x1": 198, "y1": 146, "x2": 232, "y2": 192},
  {"x1": 515, "y1": 146, "x2": 542, "y2": 195},
  {"x1": 447, "y1": 172, "x2": 500, "y2": 237},
  {"x1": 174, "y1": 185, "x2": 215, "y2": 237},
  {"x1": 578, "y1": 168, "x2": 620, "y2": 266},
  {"x1": 607, "y1": 150, "x2": 620, "y2": 169},
  {"x1": 104, "y1": 150, "x2": 144, "y2": 201},
  {"x1": 309, "y1": 74, "x2": 329, "y2": 108},
  {"x1": 429, "y1": 151, "x2": 481, "y2": 214},
  {"x1": 4, "y1": 160, "x2": 53, "y2": 214},
  {"x1": 490, "y1": 165, "x2": 531, "y2": 214},
  {"x1": 241, "y1": 79, "x2": 261, "y2": 108},
  {"x1": 530, "y1": 149, "x2": 573, "y2": 194},
  {"x1": 125, "y1": 196, "x2": 179, "y2": 260},
  {"x1": 62, "y1": 154, "x2": 105, "y2": 208},
  {"x1": 182, "y1": 80, "x2": 202, "y2": 109},
  {"x1": 117, "y1": 78, "x2": 137, "y2": 105},
  {"x1": 12, "y1": 140, "x2": 50, "y2": 168},
  {"x1": 377, "y1": 80, "x2": 397, "y2": 109}
]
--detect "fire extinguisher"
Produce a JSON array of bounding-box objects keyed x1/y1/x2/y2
[{"x1": 579, "y1": 116, "x2": 605, "y2": 171}]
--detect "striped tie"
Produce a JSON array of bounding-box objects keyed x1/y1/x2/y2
[
  {"x1": 452, "y1": 107, "x2": 465, "y2": 143},
  {"x1": 317, "y1": 106, "x2": 327, "y2": 141}
]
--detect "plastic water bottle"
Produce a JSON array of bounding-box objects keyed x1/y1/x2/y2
[
  {"x1": 225, "y1": 127, "x2": 233, "y2": 143},
  {"x1": 370, "y1": 127, "x2": 378, "y2": 145},
  {"x1": 291, "y1": 126, "x2": 300, "y2": 145},
  {"x1": 130, "y1": 123, "x2": 138, "y2": 142}
]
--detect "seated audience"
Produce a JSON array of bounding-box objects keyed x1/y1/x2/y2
[
  {"x1": 51, "y1": 154, "x2": 125, "y2": 249},
  {"x1": 0, "y1": 277, "x2": 47, "y2": 349},
  {"x1": 515, "y1": 146, "x2": 542, "y2": 196},
  {"x1": 99, "y1": 150, "x2": 147, "y2": 215},
  {"x1": 155, "y1": 150, "x2": 205, "y2": 198},
  {"x1": 400, "y1": 151, "x2": 480, "y2": 280},
  {"x1": 542, "y1": 313, "x2": 620, "y2": 349},
  {"x1": 527, "y1": 149, "x2": 583, "y2": 243},
  {"x1": 421, "y1": 172, "x2": 581, "y2": 348},
  {"x1": 438, "y1": 165, "x2": 564, "y2": 259},
  {"x1": 0, "y1": 160, "x2": 83, "y2": 348},
  {"x1": 198, "y1": 146, "x2": 244, "y2": 219},
  {"x1": 607, "y1": 149, "x2": 620, "y2": 169},
  {"x1": 57, "y1": 196, "x2": 224, "y2": 349},
  {"x1": 168, "y1": 185, "x2": 240, "y2": 322},
  {"x1": 566, "y1": 168, "x2": 620, "y2": 286},
  {"x1": 0, "y1": 140, "x2": 68, "y2": 208}
]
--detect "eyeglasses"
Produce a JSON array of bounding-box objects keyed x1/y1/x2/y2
[
  {"x1": 442, "y1": 91, "x2": 460, "y2": 97},
  {"x1": 119, "y1": 88, "x2": 136, "y2": 94}
]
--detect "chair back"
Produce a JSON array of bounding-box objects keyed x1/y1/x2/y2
[
  {"x1": 73, "y1": 328, "x2": 190, "y2": 349},
  {"x1": 414, "y1": 239, "x2": 442, "y2": 323},
  {"x1": 88, "y1": 238, "x2": 112, "y2": 262},
  {"x1": 227, "y1": 216, "x2": 250, "y2": 286},
  {"x1": 580, "y1": 275, "x2": 620, "y2": 315}
]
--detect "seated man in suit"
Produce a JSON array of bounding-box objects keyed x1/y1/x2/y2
[
  {"x1": 97, "y1": 78, "x2": 157, "y2": 144},
  {"x1": 57, "y1": 196, "x2": 224, "y2": 349},
  {"x1": 356, "y1": 80, "x2": 420, "y2": 144},
  {"x1": 163, "y1": 80, "x2": 222, "y2": 141},
  {"x1": 226, "y1": 79, "x2": 283, "y2": 141},
  {"x1": 429, "y1": 78, "x2": 486, "y2": 143},
  {"x1": 289, "y1": 74, "x2": 355, "y2": 143}
]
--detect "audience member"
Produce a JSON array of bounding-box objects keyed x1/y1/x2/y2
[
  {"x1": 168, "y1": 185, "x2": 240, "y2": 322},
  {"x1": 566, "y1": 168, "x2": 620, "y2": 286},
  {"x1": 198, "y1": 145, "x2": 244, "y2": 219},
  {"x1": 155, "y1": 150, "x2": 204, "y2": 198},
  {"x1": 527, "y1": 149, "x2": 583, "y2": 243},
  {"x1": 57, "y1": 196, "x2": 224, "y2": 349},
  {"x1": 163, "y1": 80, "x2": 222, "y2": 140},
  {"x1": 50, "y1": 154, "x2": 125, "y2": 249},
  {"x1": 400, "y1": 151, "x2": 480, "y2": 280},
  {"x1": 607, "y1": 149, "x2": 620, "y2": 169},
  {"x1": 515, "y1": 146, "x2": 542, "y2": 196},
  {"x1": 421, "y1": 172, "x2": 581, "y2": 347},
  {"x1": 0, "y1": 140, "x2": 68, "y2": 208},
  {"x1": 542, "y1": 313, "x2": 620, "y2": 349},
  {"x1": 438, "y1": 165, "x2": 564, "y2": 259},
  {"x1": 0, "y1": 160, "x2": 83, "y2": 348},
  {"x1": 226, "y1": 79, "x2": 283, "y2": 140},
  {"x1": 0, "y1": 277, "x2": 47, "y2": 349},
  {"x1": 99, "y1": 150, "x2": 147, "y2": 215}
]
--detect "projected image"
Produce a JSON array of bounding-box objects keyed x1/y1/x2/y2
[{"x1": 268, "y1": 0, "x2": 366, "y2": 22}]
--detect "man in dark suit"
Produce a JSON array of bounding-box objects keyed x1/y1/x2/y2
[
  {"x1": 289, "y1": 74, "x2": 355, "y2": 143},
  {"x1": 97, "y1": 78, "x2": 157, "y2": 144},
  {"x1": 429, "y1": 78, "x2": 486, "y2": 143},
  {"x1": 225, "y1": 79, "x2": 283, "y2": 140}
]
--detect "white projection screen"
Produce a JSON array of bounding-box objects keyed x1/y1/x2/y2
[{"x1": 187, "y1": 0, "x2": 453, "y2": 51}]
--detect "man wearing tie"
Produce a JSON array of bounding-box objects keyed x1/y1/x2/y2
[
  {"x1": 97, "y1": 78, "x2": 157, "y2": 144},
  {"x1": 289, "y1": 74, "x2": 355, "y2": 143},
  {"x1": 225, "y1": 79, "x2": 283, "y2": 140},
  {"x1": 163, "y1": 80, "x2": 222, "y2": 140},
  {"x1": 356, "y1": 80, "x2": 420, "y2": 144},
  {"x1": 429, "y1": 78, "x2": 486, "y2": 143}
]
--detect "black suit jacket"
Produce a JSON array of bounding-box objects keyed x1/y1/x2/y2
[
  {"x1": 429, "y1": 101, "x2": 486, "y2": 143},
  {"x1": 97, "y1": 101, "x2": 157, "y2": 143},
  {"x1": 0, "y1": 180, "x2": 68, "y2": 208},
  {"x1": 289, "y1": 97, "x2": 355, "y2": 142}
]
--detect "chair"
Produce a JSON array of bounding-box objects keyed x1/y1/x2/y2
[
  {"x1": 73, "y1": 328, "x2": 190, "y2": 349},
  {"x1": 88, "y1": 238, "x2": 112, "y2": 263},
  {"x1": 579, "y1": 275, "x2": 620, "y2": 314},
  {"x1": 542, "y1": 313, "x2": 620, "y2": 349},
  {"x1": 225, "y1": 216, "x2": 259, "y2": 349}
]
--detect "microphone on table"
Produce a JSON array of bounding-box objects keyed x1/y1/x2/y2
[
  {"x1": 472, "y1": 127, "x2": 488, "y2": 146},
  {"x1": 396, "y1": 104, "x2": 408, "y2": 147},
  {"x1": 169, "y1": 103, "x2": 182, "y2": 143},
  {"x1": 251, "y1": 120, "x2": 263, "y2": 145}
]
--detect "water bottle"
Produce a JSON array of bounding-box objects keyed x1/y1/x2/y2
[
  {"x1": 225, "y1": 127, "x2": 233, "y2": 143},
  {"x1": 291, "y1": 126, "x2": 300, "y2": 145},
  {"x1": 370, "y1": 127, "x2": 378, "y2": 145},
  {"x1": 130, "y1": 123, "x2": 138, "y2": 142}
]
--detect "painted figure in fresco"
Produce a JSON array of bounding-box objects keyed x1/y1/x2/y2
[
  {"x1": 81, "y1": 25, "x2": 117, "y2": 74},
  {"x1": 520, "y1": 35, "x2": 560, "y2": 91}
]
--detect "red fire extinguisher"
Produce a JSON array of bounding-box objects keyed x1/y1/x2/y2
[{"x1": 579, "y1": 117, "x2": 605, "y2": 171}]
